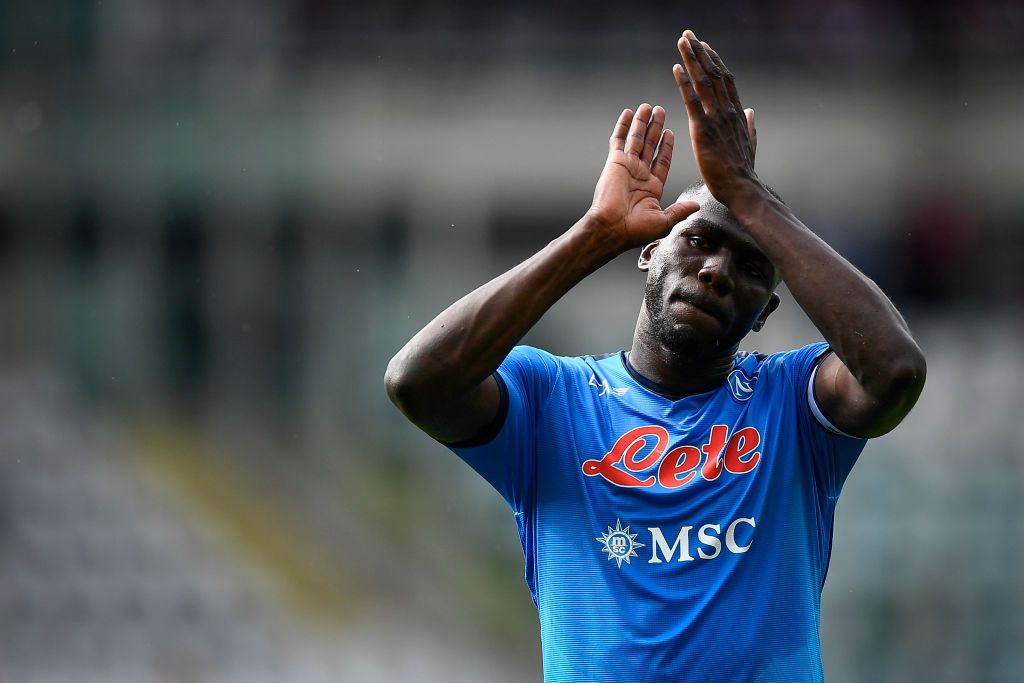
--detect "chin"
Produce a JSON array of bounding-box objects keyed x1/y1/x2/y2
[
  {"x1": 654, "y1": 320, "x2": 718, "y2": 356},
  {"x1": 654, "y1": 314, "x2": 748, "y2": 358},
  {"x1": 644, "y1": 286, "x2": 740, "y2": 357}
]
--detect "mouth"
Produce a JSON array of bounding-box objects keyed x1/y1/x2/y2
[{"x1": 672, "y1": 292, "x2": 728, "y2": 323}]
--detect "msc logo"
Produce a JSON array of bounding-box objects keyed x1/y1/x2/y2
[
  {"x1": 596, "y1": 519, "x2": 645, "y2": 568},
  {"x1": 727, "y1": 368, "x2": 756, "y2": 402},
  {"x1": 648, "y1": 517, "x2": 756, "y2": 563},
  {"x1": 597, "y1": 517, "x2": 757, "y2": 568}
]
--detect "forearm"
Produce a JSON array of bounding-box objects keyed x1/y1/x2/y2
[
  {"x1": 386, "y1": 214, "x2": 621, "y2": 409},
  {"x1": 387, "y1": 101, "x2": 691, "y2": 431},
  {"x1": 729, "y1": 182, "x2": 924, "y2": 397}
]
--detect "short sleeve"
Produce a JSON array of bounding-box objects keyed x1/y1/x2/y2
[
  {"x1": 442, "y1": 345, "x2": 562, "y2": 513},
  {"x1": 775, "y1": 341, "x2": 867, "y2": 499}
]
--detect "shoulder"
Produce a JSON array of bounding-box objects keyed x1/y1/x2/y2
[
  {"x1": 743, "y1": 341, "x2": 832, "y2": 386},
  {"x1": 502, "y1": 345, "x2": 576, "y2": 376},
  {"x1": 499, "y1": 345, "x2": 615, "y2": 392},
  {"x1": 747, "y1": 342, "x2": 868, "y2": 439},
  {"x1": 500, "y1": 346, "x2": 625, "y2": 397},
  {"x1": 505, "y1": 345, "x2": 618, "y2": 373}
]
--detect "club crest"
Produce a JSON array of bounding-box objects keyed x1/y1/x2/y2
[{"x1": 726, "y1": 368, "x2": 756, "y2": 402}]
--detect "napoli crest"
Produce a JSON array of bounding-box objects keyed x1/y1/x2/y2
[{"x1": 726, "y1": 368, "x2": 757, "y2": 403}]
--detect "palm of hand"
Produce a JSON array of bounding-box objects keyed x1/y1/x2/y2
[
  {"x1": 588, "y1": 104, "x2": 696, "y2": 251},
  {"x1": 592, "y1": 152, "x2": 672, "y2": 247}
]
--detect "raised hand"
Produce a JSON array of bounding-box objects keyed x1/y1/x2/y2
[
  {"x1": 673, "y1": 30, "x2": 759, "y2": 205},
  {"x1": 587, "y1": 103, "x2": 699, "y2": 251}
]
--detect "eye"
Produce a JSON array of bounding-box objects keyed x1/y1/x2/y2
[
  {"x1": 687, "y1": 235, "x2": 708, "y2": 249},
  {"x1": 745, "y1": 264, "x2": 766, "y2": 282}
]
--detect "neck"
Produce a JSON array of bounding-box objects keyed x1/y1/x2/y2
[{"x1": 627, "y1": 312, "x2": 738, "y2": 398}]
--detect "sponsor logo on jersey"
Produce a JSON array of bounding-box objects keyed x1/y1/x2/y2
[
  {"x1": 582, "y1": 424, "x2": 762, "y2": 489},
  {"x1": 597, "y1": 516, "x2": 756, "y2": 568},
  {"x1": 727, "y1": 368, "x2": 757, "y2": 402},
  {"x1": 596, "y1": 519, "x2": 645, "y2": 568},
  {"x1": 588, "y1": 374, "x2": 629, "y2": 397}
]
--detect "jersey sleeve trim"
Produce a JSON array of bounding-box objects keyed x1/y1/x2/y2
[
  {"x1": 807, "y1": 358, "x2": 861, "y2": 439},
  {"x1": 439, "y1": 372, "x2": 510, "y2": 448}
]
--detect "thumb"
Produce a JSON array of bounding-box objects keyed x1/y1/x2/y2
[{"x1": 663, "y1": 200, "x2": 700, "y2": 229}]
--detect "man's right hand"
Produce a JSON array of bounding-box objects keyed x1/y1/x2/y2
[{"x1": 587, "y1": 103, "x2": 700, "y2": 252}]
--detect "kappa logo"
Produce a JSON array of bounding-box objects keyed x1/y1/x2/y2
[
  {"x1": 596, "y1": 519, "x2": 645, "y2": 568},
  {"x1": 589, "y1": 374, "x2": 629, "y2": 397},
  {"x1": 726, "y1": 368, "x2": 756, "y2": 402}
]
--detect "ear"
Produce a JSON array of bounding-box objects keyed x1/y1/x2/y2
[
  {"x1": 752, "y1": 294, "x2": 780, "y2": 332},
  {"x1": 638, "y1": 240, "x2": 661, "y2": 272}
]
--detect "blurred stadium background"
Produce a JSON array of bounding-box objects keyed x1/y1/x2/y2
[{"x1": 1, "y1": 0, "x2": 1022, "y2": 681}]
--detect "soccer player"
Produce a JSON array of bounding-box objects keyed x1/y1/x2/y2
[{"x1": 385, "y1": 30, "x2": 925, "y2": 682}]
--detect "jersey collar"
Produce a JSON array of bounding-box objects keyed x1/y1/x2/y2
[{"x1": 620, "y1": 350, "x2": 738, "y2": 402}]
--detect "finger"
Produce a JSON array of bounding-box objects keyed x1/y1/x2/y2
[
  {"x1": 745, "y1": 108, "x2": 757, "y2": 156},
  {"x1": 640, "y1": 105, "x2": 666, "y2": 164},
  {"x1": 704, "y1": 40, "x2": 755, "y2": 164},
  {"x1": 702, "y1": 42, "x2": 742, "y2": 115},
  {"x1": 678, "y1": 32, "x2": 716, "y2": 115},
  {"x1": 650, "y1": 128, "x2": 675, "y2": 185},
  {"x1": 624, "y1": 103, "x2": 653, "y2": 157},
  {"x1": 692, "y1": 38, "x2": 730, "y2": 114},
  {"x1": 663, "y1": 200, "x2": 701, "y2": 229},
  {"x1": 609, "y1": 108, "x2": 633, "y2": 152},
  {"x1": 673, "y1": 64, "x2": 704, "y2": 122}
]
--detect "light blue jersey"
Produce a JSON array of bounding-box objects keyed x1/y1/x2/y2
[{"x1": 445, "y1": 342, "x2": 866, "y2": 682}]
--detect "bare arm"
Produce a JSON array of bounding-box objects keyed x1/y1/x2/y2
[
  {"x1": 674, "y1": 30, "x2": 926, "y2": 437},
  {"x1": 385, "y1": 105, "x2": 699, "y2": 443}
]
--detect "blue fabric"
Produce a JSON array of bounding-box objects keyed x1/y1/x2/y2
[{"x1": 446, "y1": 342, "x2": 866, "y2": 682}]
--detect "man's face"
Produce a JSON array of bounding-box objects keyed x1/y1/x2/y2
[{"x1": 641, "y1": 197, "x2": 779, "y2": 357}]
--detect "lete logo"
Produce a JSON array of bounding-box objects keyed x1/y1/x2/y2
[{"x1": 582, "y1": 424, "x2": 762, "y2": 489}]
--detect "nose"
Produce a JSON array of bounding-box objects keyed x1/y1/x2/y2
[{"x1": 697, "y1": 254, "x2": 735, "y2": 296}]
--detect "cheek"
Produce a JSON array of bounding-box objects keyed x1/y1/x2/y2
[
  {"x1": 649, "y1": 260, "x2": 675, "y2": 289},
  {"x1": 663, "y1": 255, "x2": 699, "y2": 279},
  {"x1": 740, "y1": 294, "x2": 771, "y2": 324}
]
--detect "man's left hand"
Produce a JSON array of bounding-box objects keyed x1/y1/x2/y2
[{"x1": 674, "y1": 30, "x2": 759, "y2": 205}]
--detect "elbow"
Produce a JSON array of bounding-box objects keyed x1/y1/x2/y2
[
  {"x1": 384, "y1": 352, "x2": 433, "y2": 419},
  {"x1": 842, "y1": 344, "x2": 927, "y2": 438},
  {"x1": 384, "y1": 355, "x2": 412, "y2": 412},
  {"x1": 896, "y1": 344, "x2": 927, "y2": 391},
  {"x1": 878, "y1": 344, "x2": 927, "y2": 409}
]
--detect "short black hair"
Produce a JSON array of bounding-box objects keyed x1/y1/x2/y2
[{"x1": 677, "y1": 180, "x2": 786, "y2": 206}]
